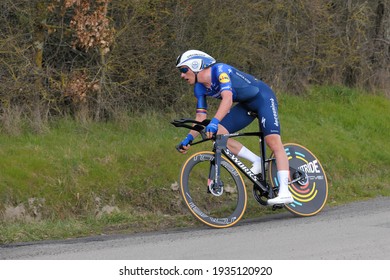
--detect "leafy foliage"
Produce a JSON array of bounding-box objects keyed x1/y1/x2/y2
[{"x1": 0, "y1": 0, "x2": 389, "y2": 127}]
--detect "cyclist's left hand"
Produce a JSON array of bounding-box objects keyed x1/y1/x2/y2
[
  {"x1": 206, "y1": 117, "x2": 219, "y2": 138},
  {"x1": 176, "y1": 133, "x2": 194, "y2": 153}
]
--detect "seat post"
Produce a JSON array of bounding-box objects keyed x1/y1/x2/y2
[{"x1": 257, "y1": 117, "x2": 267, "y2": 182}]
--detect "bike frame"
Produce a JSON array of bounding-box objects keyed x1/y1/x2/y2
[
  {"x1": 171, "y1": 118, "x2": 276, "y2": 196},
  {"x1": 211, "y1": 132, "x2": 272, "y2": 195}
]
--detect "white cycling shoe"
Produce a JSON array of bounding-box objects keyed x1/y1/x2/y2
[{"x1": 267, "y1": 193, "x2": 294, "y2": 205}]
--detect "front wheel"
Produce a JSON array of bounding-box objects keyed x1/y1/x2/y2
[
  {"x1": 268, "y1": 143, "x2": 328, "y2": 216},
  {"x1": 179, "y1": 151, "x2": 247, "y2": 228}
]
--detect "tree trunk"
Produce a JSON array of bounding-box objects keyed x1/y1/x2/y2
[
  {"x1": 32, "y1": 1, "x2": 48, "y2": 132},
  {"x1": 371, "y1": 0, "x2": 390, "y2": 94}
]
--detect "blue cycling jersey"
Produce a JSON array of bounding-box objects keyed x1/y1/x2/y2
[
  {"x1": 195, "y1": 63, "x2": 264, "y2": 109},
  {"x1": 193, "y1": 63, "x2": 281, "y2": 136}
]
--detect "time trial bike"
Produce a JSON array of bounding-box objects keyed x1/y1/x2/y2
[{"x1": 171, "y1": 116, "x2": 328, "y2": 228}]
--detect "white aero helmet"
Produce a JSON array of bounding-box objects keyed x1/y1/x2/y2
[{"x1": 176, "y1": 50, "x2": 216, "y2": 73}]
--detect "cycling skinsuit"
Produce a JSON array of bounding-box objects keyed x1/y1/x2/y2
[{"x1": 194, "y1": 63, "x2": 281, "y2": 136}]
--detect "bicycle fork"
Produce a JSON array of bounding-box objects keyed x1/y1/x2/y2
[{"x1": 207, "y1": 135, "x2": 228, "y2": 197}]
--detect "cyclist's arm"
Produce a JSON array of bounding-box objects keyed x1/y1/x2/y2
[
  {"x1": 190, "y1": 88, "x2": 208, "y2": 139},
  {"x1": 214, "y1": 90, "x2": 233, "y2": 121},
  {"x1": 190, "y1": 90, "x2": 232, "y2": 138},
  {"x1": 186, "y1": 112, "x2": 207, "y2": 139}
]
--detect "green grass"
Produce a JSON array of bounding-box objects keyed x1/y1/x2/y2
[{"x1": 0, "y1": 86, "x2": 389, "y2": 244}]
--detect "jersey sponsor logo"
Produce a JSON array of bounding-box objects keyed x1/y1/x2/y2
[
  {"x1": 270, "y1": 98, "x2": 279, "y2": 127},
  {"x1": 220, "y1": 85, "x2": 232, "y2": 91},
  {"x1": 218, "y1": 73, "x2": 230, "y2": 84},
  {"x1": 235, "y1": 71, "x2": 251, "y2": 84}
]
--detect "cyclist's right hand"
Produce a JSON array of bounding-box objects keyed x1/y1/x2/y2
[{"x1": 176, "y1": 134, "x2": 194, "y2": 153}]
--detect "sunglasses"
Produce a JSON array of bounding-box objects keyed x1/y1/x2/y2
[{"x1": 179, "y1": 67, "x2": 189, "y2": 74}]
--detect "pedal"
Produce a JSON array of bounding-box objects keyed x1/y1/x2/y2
[{"x1": 272, "y1": 204, "x2": 284, "y2": 211}]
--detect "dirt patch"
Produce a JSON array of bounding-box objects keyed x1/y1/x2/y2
[
  {"x1": 96, "y1": 205, "x2": 120, "y2": 218},
  {"x1": 1, "y1": 198, "x2": 45, "y2": 222}
]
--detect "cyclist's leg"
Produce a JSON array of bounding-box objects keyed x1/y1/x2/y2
[
  {"x1": 265, "y1": 134, "x2": 293, "y2": 202},
  {"x1": 265, "y1": 134, "x2": 288, "y2": 170},
  {"x1": 219, "y1": 104, "x2": 261, "y2": 171},
  {"x1": 219, "y1": 103, "x2": 255, "y2": 134},
  {"x1": 250, "y1": 86, "x2": 293, "y2": 204}
]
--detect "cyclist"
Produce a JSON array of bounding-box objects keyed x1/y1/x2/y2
[{"x1": 175, "y1": 50, "x2": 293, "y2": 205}]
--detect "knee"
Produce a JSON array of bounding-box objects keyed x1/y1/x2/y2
[
  {"x1": 217, "y1": 124, "x2": 229, "y2": 134},
  {"x1": 265, "y1": 134, "x2": 283, "y2": 151}
]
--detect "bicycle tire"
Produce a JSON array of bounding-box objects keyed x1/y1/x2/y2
[
  {"x1": 268, "y1": 143, "x2": 328, "y2": 216},
  {"x1": 179, "y1": 151, "x2": 247, "y2": 228}
]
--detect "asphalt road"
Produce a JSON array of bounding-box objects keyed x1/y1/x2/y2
[{"x1": 1, "y1": 197, "x2": 389, "y2": 260}]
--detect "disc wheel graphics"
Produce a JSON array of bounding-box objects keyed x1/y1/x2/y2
[{"x1": 269, "y1": 143, "x2": 328, "y2": 216}]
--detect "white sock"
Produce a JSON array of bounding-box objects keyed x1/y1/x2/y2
[
  {"x1": 277, "y1": 170, "x2": 291, "y2": 196},
  {"x1": 237, "y1": 146, "x2": 261, "y2": 164}
]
